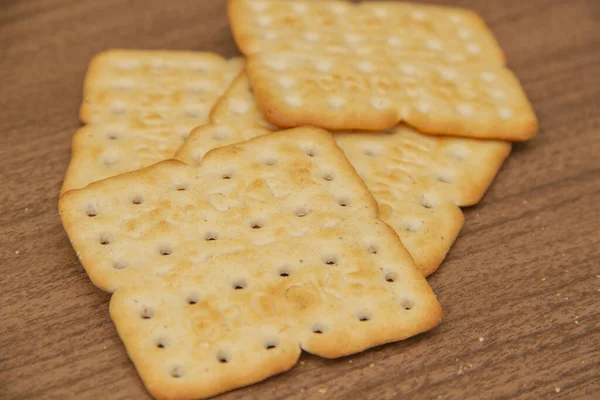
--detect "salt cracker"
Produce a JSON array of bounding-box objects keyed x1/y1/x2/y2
[
  {"x1": 246, "y1": 52, "x2": 538, "y2": 140},
  {"x1": 177, "y1": 72, "x2": 511, "y2": 276},
  {"x1": 61, "y1": 50, "x2": 243, "y2": 194},
  {"x1": 229, "y1": 0, "x2": 505, "y2": 64},
  {"x1": 59, "y1": 127, "x2": 442, "y2": 399}
]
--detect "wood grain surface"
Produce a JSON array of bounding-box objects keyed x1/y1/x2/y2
[{"x1": 1, "y1": 0, "x2": 599, "y2": 399}]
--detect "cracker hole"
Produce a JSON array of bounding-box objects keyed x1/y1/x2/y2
[
  {"x1": 265, "y1": 343, "x2": 278, "y2": 350},
  {"x1": 400, "y1": 299, "x2": 415, "y2": 311},
  {"x1": 279, "y1": 268, "x2": 291, "y2": 277},
  {"x1": 185, "y1": 291, "x2": 201, "y2": 305},
  {"x1": 402, "y1": 219, "x2": 421, "y2": 233},
  {"x1": 85, "y1": 206, "x2": 97, "y2": 217},
  {"x1": 385, "y1": 271, "x2": 398, "y2": 283},
  {"x1": 99, "y1": 233, "x2": 112, "y2": 246},
  {"x1": 449, "y1": 145, "x2": 469, "y2": 160},
  {"x1": 312, "y1": 323, "x2": 327, "y2": 334},
  {"x1": 222, "y1": 173, "x2": 233, "y2": 180},
  {"x1": 337, "y1": 198, "x2": 351, "y2": 207},
  {"x1": 420, "y1": 194, "x2": 436, "y2": 209},
  {"x1": 159, "y1": 246, "x2": 172, "y2": 256},
  {"x1": 131, "y1": 196, "x2": 143, "y2": 205},
  {"x1": 175, "y1": 183, "x2": 188, "y2": 191},
  {"x1": 213, "y1": 126, "x2": 232, "y2": 140},
  {"x1": 250, "y1": 218, "x2": 265, "y2": 229},
  {"x1": 303, "y1": 145, "x2": 318, "y2": 157},
  {"x1": 371, "y1": 97, "x2": 390, "y2": 110},
  {"x1": 229, "y1": 100, "x2": 249, "y2": 115},
  {"x1": 357, "y1": 310, "x2": 372, "y2": 322},
  {"x1": 107, "y1": 133, "x2": 119, "y2": 140},
  {"x1": 364, "y1": 146, "x2": 382, "y2": 157},
  {"x1": 285, "y1": 95, "x2": 303, "y2": 107},
  {"x1": 103, "y1": 153, "x2": 118, "y2": 167},
  {"x1": 140, "y1": 306, "x2": 154, "y2": 319},
  {"x1": 185, "y1": 108, "x2": 201, "y2": 118},
  {"x1": 262, "y1": 157, "x2": 278, "y2": 166},
  {"x1": 295, "y1": 206, "x2": 311, "y2": 218},
  {"x1": 155, "y1": 335, "x2": 170, "y2": 349},
  {"x1": 322, "y1": 172, "x2": 335, "y2": 181},
  {"x1": 217, "y1": 350, "x2": 230, "y2": 364},
  {"x1": 327, "y1": 96, "x2": 345, "y2": 108},
  {"x1": 436, "y1": 172, "x2": 454, "y2": 183},
  {"x1": 232, "y1": 279, "x2": 246, "y2": 290},
  {"x1": 205, "y1": 232, "x2": 218, "y2": 241},
  {"x1": 110, "y1": 101, "x2": 127, "y2": 114},
  {"x1": 367, "y1": 245, "x2": 378, "y2": 255},
  {"x1": 169, "y1": 365, "x2": 184, "y2": 378},
  {"x1": 113, "y1": 261, "x2": 127, "y2": 270},
  {"x1": 322, "y1": 255, "x2": 338, "y2": 266}
]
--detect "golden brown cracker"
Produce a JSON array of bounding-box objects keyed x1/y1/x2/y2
[{"x1": 60, "y1": 127, "x2": 442, "y2": 399}]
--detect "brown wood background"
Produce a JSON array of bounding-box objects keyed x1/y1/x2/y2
[{"x1": 1, "y1": 0, "x2": 599, "y2": 399}]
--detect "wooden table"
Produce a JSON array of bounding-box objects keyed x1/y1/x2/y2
[{"x1": 1, "y1": 0, "x2": 599, "y2": 399}]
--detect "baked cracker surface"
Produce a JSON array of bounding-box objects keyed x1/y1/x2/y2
[
  {"x1": 176, "y1": 72, "x2": 510, "y2": 276},
  {"x1": 61, "y1": 49, "x2": 243, "y2": 194},
  {"x1": 60, "y1": 127, "x2": 442, "y2": 399}
]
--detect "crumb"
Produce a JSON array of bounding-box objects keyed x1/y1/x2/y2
[
  {"x1": 14, "y1": 250, "x2": 19, "y2": 255},
  {"x1": 479, "y1": 337, "x2": 485, "y2": 342},
  {"x1": 476, "y1": 213, "x2": 480, "y2": 217},
  {"x1": 541, "y1": 277, "x2": 546, "y2": 281},
  {"x1": 318, "y1": 387, "x2": 327, "y2": 394},
  {"x1": 300, "y1": 361, "x2": 305, "y2": 365},
  {"x1": 457, "y1": 365, "x2": 464, "y2": 375},
  {"x1": 555, "y1": 387, "x2": 561, "y2": 393},
  {"x1": 300, "y1": 388, "x2": 305, "y2": 393},
  {"x1": 103, "y1": 345, "x2": 107, "y2": 349},
  {"x1": 25, "y1": 208, "x2": 29, "y2": 212},
  {"x1": 556, "y1": 293, "x2": 561, "y2": 297},
  {"x1": 369, "y1": 363, "x2": 375, "y2": 368},
  {"x1": 565, "y1": 297, "x2": 569, "y2": 300},
  {"x1": 575, "y1": 320, "x2": 579, "y2": 325},
  {"x1": 348, "y1": 360, "x2": 353, "y2": 363},
  {"x1": 522, "y1": 200, "x2": 528, "y2": 204}
]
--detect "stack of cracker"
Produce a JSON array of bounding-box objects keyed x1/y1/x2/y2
[{"x1": 59, "y1": 1, "x2": 537, "y2": 399}]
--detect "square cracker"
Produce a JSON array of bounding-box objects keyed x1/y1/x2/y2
[
  {"x1": 176, "y1": 72, "x2": 511, "y2": 276},
  {"x1": 60, "y1": 50, "x2": 243, "y2": 194},
  {"x1": 229, "y1": 0, "x2": 505, "y2": 65},
  {"x1": 59, "y1": 127, "x2": 442, "y2": 399},
  {"x1": 246, "y1": 52, "x2": 537, "y2": 140}
]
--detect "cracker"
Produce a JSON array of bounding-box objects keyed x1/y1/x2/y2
[
  {"x1": 59, "y1": 127, "x2": 442, "y2": 399},
  {"x1": 246, "y1": 51, "x2": 537, "y2": 140},
  {"x1": 229, "y1": 0, "x2": 505, "y2": 64},
  {"x1": 209, "y1": 71, "x2": 277, "y2": 130},
  {"x1": 177, "y1": 72, "x2": 511, "y2": 276},
  {"x1": 60, "y1": 50, "x2": 243, "y2": 194}
]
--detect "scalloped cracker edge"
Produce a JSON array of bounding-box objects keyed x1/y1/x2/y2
[
  {"x1": 246, "y1": 52, "x2": 537, "y2": 140},
  {"x1": 59, "y1": 127, "x2": 442, "y2": 399},
  {"x1": 229, "y1": 0, "x2": 506, "y2": 64},
  {"x1": 176, "y1": 72, "x2": 510, "y2": 276},
  {"x1": 61, "y1": 49, "x2": 243, "y2": 194}
]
